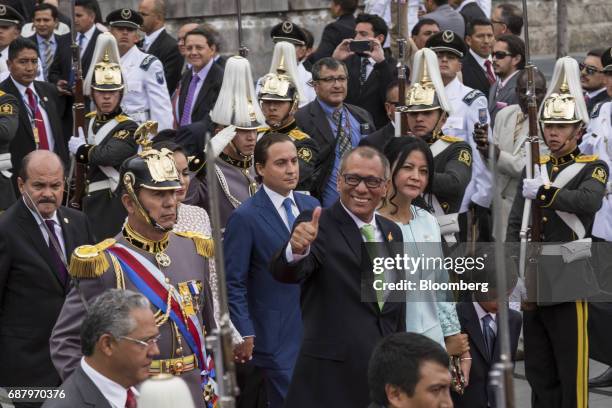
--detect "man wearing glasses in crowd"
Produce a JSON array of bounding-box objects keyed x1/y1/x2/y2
[
  {"x1": 488, "y1": 34, "x2": 525, "y2": 127},
  {"x1": 295, "y1": 57, "x2": 375, "y2": 204},
  {"x1": 580, "y1": 48, "x2": 608, "y2": 116}
]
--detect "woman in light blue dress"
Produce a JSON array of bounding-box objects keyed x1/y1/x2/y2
[{"x1": 378, "y1": 137, "x2": 472, "y2": 382}]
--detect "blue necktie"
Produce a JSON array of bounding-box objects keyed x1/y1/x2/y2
[
  {"x1": 282, "y1": 198, "x2": 296, "y2": 230},
  {"x1": 482, "y1": 314, "x2": 496, "y2": 359},
  {"x1": 180, "y1": 74, "x2": 200, "y2": 126}
]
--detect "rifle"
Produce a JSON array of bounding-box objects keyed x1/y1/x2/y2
[
  {"x1": 394, "y1": 0, "x2": 409, "y2": 137},
  {"x1": 235, "y1": 0, "x2": 248, "y2": 57},
  {"x1": 67, "y1": 0, "x2": 87, "y2": 210},
  {"x1": 518, "y1": 0, "x2": 542, "y2": 302},
  {"x1": 205, "y1": 133, "x2": 239, "y2": 407}
]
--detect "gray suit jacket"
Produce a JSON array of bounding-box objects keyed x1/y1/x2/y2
[
  {"x1": 488, "y1": 71, "x2": 521, "y2": 127},
  {"x1": 41, "y1": 366, "x2": 111, "y2": 408},
  {"x1": 422, "y1": 5, "x2": 465, "y2": 38}
]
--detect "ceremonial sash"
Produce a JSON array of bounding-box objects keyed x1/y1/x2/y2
[{"x1": 106, "y1": 244, "x2": 215, "y2": 389}]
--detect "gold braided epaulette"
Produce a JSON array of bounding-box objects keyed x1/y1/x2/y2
[
  {"x1": 116, "y1": 114, "x2": 130, "y2": 123},
  {"x1": 0, "y1": 90, "x2": 5, "y2": 97},
  {"x1": 539, "y1": 155, "x2": 551, "y2": 164},
  {"x1": 440, "y1": 135, "x2": 463, "y2": 143},
  {"x1": 576, "y1": 154, "x2": 599, "y2": 163},
  {"x1": 85, "y1": 111, "x2": 96, "y2": 119},
  {"x1": 288, "y1": 128, "x2": 309, "y2": 141},
  {"x1": 174, "y1": 231, "x2": 214, "y2": 258},
  {"x1": 68, "y1": 238, "x2": 116, "y2": 278}
]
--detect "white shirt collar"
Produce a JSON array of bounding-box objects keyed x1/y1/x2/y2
[
  {"x1": 81, "y1": 358, "x2": 138, "y2": 408},
  {"x1": 446, "y1": 76, "x2": 462, "y2": 93},
  {"x1": 22, "y1": 197, "x2": 59, "y2": 225},
  {"x1": 340, "y1": 201, "x2": 378, "y2": 233},
  {"x1": 81, "y1": 24, "x2": 96, "y2": 41},
  {"x1": 469, "y1": 48, "x2": 492, "y2": 71},
  {"x1": 263, "y1": 184, "x2": 296, "y2": 211},
  {"x1": 499, "y1": 69, "x2": 520, "y2": 88},
  {"x1": 473, "y1": 301, "x2": 496, "y2": 322},
  {"x1": 121, "y1": 45, "x2": 139, "y2": 61},
  {"x1": 144, "y1": 26, "x2": 165, "y2": 47},
  {"x1": 11, "y1": 76, "x2": 36, "y2": 99},
  {"x1": 586, "y1": 87, "x2": 607, "y2": 99}
]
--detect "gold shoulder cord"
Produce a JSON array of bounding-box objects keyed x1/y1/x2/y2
[{"x1": 108, "y1": 252, "x2": 126, "y2": 289}]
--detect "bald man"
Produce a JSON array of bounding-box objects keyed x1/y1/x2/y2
[{"x1": 0, "y1": 151, "x2": 94, "y2": 399}]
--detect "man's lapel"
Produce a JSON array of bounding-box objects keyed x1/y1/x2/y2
[
  {"x1": 311, "y1": 101, "x2": 335, "y2": 146},
  {"x1": 256, "y1": 189, "x2": 290, "y2": 241}
]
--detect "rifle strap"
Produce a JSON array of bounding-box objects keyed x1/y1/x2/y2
[{"x1": 549, "y1": 162, "x2": 587, "y2": 239}]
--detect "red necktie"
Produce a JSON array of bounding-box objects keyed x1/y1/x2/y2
[
  {"x1": 25, "y1": 88, "x2": 49, "y2": 150},
  {"x1": 125, "y1": 388, "x2": 137, "y2": 408},
  {"x1": 484, "y1": 60, "x2": 496, "y2": 85}
]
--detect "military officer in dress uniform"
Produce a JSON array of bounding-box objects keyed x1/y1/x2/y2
[
  {"x1": 426, "y1": 30, "x2": 494, "y2": 242},
  {"x1": 403, "y1": 48, "x2": 473, "y2": 244},
  {"x1": 256, "y1": 21, "x2": 316, "y2": 106},
  {"x1": 257, "y1": 41, "x2": 319, "y2": 192},
  {"x1": 106, "y1": 8, "x2": 173, "y2": 131},
  {"x1": 68, "y1": 33, "x2": 139, "y2": 240},
  {"x1": 506, "y1": 57, "x2": 609, "y2": 408},
  {"x1": 0, "y1": 90, "x2": 18, "y2": 211},
  {"x1": 51, "y1": 135, "x2": 217, "y2": 407},
  {"x1": 189, "y1": 56, "x2": 266, "y2": 229}
]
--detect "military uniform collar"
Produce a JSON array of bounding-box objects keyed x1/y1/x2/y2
[
  {"x1": 272, "y1": 119, "x2": 297, "y2": 134},
  {"x1": 95, "y1": 108, "x2": 123, "y2": 123},
  {"x1": 122, "y1": 222, "x2": 170, "y2": 254},
  {"x1": 220, "y1": 152, "x2": 253, "y2": 169},
  {"x1": 550, "y1": 148, "x2": 580, "y2": 165}
]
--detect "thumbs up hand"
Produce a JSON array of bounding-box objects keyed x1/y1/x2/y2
[{"x1": 290, "y1": 207, "x2": 321, "y2": 255}]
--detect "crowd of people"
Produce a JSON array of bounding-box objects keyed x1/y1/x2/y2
[{"x1": 0, "y1": 0, "x2": 611, "y2": 407}]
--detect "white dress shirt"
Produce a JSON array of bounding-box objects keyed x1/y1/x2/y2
[
  {"x1": 11, "y1": 76, "x2": 56, "y2": 152},
  {"x1": 78, "y1": 25, "x2": 97, "y2": 58},
  {"x1": 469, "y1": 48, "x2": 494, "y2": 76},
  {"x1": 473, "y1": 301, "x2": 497, "y2": 334},
  {"x1": 81, "y1": 358, "x2": 139, "y2": 408},
  {"x1": 143, "y1": 26, "x2": 165, "y2": 52},
  {"x1": 24, "y1": 199, "x2": 66, "y2": 257},
  {"x1": 263, "y1": 185, "x2": 299, "y2": 231}
]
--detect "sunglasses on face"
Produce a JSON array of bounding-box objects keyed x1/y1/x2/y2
[
  {"x1": 492, "y1": 51, "x2": 512, "y2": 60},
  {"x1": 579, "y1": 63, "x2": 602, "y2": 75}
]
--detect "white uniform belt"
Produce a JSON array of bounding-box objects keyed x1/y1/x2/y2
[
  {"x1": 0, "y1": 152, "x2": 12, "y2": 177},
  {"x1": 88, "y1": 179, "x2": 113, "y2": 193}
]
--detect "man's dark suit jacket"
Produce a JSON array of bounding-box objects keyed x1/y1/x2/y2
[
  {"x1": 145, "y1": 28, "x2": 184, "y2": 95},
  {"x1": 177, "y1": 63, "x2": 223, "y2": 126},
  {"x1": 294, "y1": 100, "x2": 375, "y2": 199},
  {"x1": 359, "y1": 121, "x2": 395, "y2": 152},
  {"x1": 307, "y1": 13, "x2": 356, "y2": 64},
  {"x1": 271, "y1": 201, "x2": 405, "y2": 408},
  {"x1": 0, "y1": 78, "x2": 68, "y2": 193},
  {"x1": 452, "y1": 302, "x2": 522, "y2": 408},
  {"x1": 460, "y1": 2, "x2": 487, "y2": 31},
  {"x1": 72, "y1": 27, "x2": 102, "y2": 80},
  {"x1": 175, "y1": 117, "x2": 214, "y2": 157},
  {"x1": 462, "y1": 50, "x2": 492, "y2": 99},
  {"x1": 586, "y1": 90, "x2": 610, "y2": 117},
  {"x1": 0, "y1": 200, "x2": 94, "y2": 391},
  {"x1": 345, "y1": 55, "x2": 395, "y2": 129},
  {"x1": 40, "y1": 366, "x2": 111, "y2": 408},
  {"x1": 29, "y1": 33, "x2": 72, "y2": 84}
]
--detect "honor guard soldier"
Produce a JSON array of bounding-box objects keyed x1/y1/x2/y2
[
  {"x1": 506, "y1": 57, "x2": 609, "y2": 408},
  {"x1": 426, "y1": 31, "x2": 494, "y2": 241},
  {"x1": 106, "y1": 8, "x2": 173, "y2": 131},
  {"x1": 51, "y1": 135, "x2": 218, "y2": 407},
  {"x1": 404, "y1": 48, "x2": 473, "y2": 244},
  {"x1": 69, "y1": 33, "x2": 139, "y2": 240},
  {"x1": 257, "y1": 41, "x2": 319, "y2": 192},
  {"x1": 0, "y1": 90, "x2": 18, "y2": 211},
  {"x1": 190, "y1": 56, "x2": 266, "y2": 228}
]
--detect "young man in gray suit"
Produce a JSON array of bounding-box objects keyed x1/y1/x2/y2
[
  {"x1": 422, "y1": 0, "x2": 466, "y2": 38},
  {"x1": 488, "y1": 34, "x2": 525, "y2": 127}
]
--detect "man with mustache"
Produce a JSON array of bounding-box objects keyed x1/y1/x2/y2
[
  {"x1": 0, "y1": 150, "x2": 94, "y2": 408},
  {"x1": 67, "y1": 32, "x2": 138, "y2": 240},
  {"x1": 51, "y1": 138, "x2": 218, "y2": 407}
]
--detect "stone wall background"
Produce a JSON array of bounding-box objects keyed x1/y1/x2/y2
[{"x1": 60, "y1": 0, "x2": 612, "y2": 77}]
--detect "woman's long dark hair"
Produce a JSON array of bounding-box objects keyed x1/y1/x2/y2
[{"x1": 382, "y1": 137, "x2": 435, "y2": 214}]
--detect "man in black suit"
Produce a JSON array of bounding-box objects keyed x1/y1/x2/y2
[
  {"x1": 295, "y1": 57, "x2": 375, "y2": 204},
  {"x1": 176, "y1": 27, "x2": 223, "y2": 127},
  {"x1": 580, "y1": 49, "x2": 608, "y2": 116},
  {"x1": 462, "y1": 19, "x2": 496, "y2": 98},
  {"x1": 452, "y1": 253, "x2": 522, "y2": 408},
  {"x1": 42, "y1": 289, "x2": 160, "y2": 408},
  {"x1": 359, "y1": 80, "x2": 399, "y2": 152},
  {"x1": 138, "y1": 0, "x2": 183, "y2": 94},
  {"x1": 272, "y1": 146, "x2": 405, "y2": 408},
  {"x1": 332, "y1": 13, "x2": 395, "y2": 129},
  {"x1": 307, "y1": 0, "x2": 357, "y2": 65},
  {"x1": 1, "y1": 37, "x2": 67, "y2": 194},
  {"x1": 0, "y1": 150, "x2": 94, "y2": 408}
]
